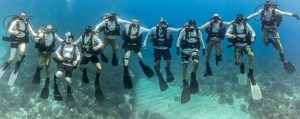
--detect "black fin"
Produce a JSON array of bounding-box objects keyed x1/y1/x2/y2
[
  {"x1": 32, "y1": 68, "x2": 41, "y2": 84},
  {"x1": 181, "y1": 82, "x2": 191, "y2": 104},
  {"x1": 204, "y1": 63, "x2": 212, "y2": 77},
  {"x1": 284, "y1": 61, "x2": 296, "y2": 74},
  {"x1": 100, "y1": 51, "x2": 109, "y2": 63},
  {"x1": 139, "y1": 61, "x2": 154, "y2": 78},
  {"x1": 123, "y1": 67, "x2": 133, "y2": 89},
  {"x1": 165, "y1": 67, "x2": 174, "y2": 82},
  {"x1": 158, "y1": 73, "x2": 168, "y2": 91},
  {"x1": 82, "y1": 69, "x2": 89, "y2": 83},
  {"x1": 189, "y1": 72, "x2": 199, "y2": 94},
  {"x1": 40, "y1": 77, "x2": 50, "y2": 99},
  {"x1": 112, "y1": 53, "x2": 119, "y2": 66}
]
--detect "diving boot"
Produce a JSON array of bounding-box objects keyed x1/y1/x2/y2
[
  {"x1": 165, "y1": 67, "x2": 174, "y2": 82},
  {"x1": 32, "y1": 67, "x2": 42, "y2": 84},
  {"x1": 189, "y1": 72, "x2": 199, "y2": 94},
  {"x1": 139, "y1": 61, "x2": 154, "y2": 78},
  {"x1": 40, "y1": 77, "x2": 50, "y2": 99},
  {"x1": 53, "y1": 76, "x2": 63, "y2": 101},
  {"x1": 204, "y1": 62, "x2": 212, "y2": 77},
  {"x1": 181, "y1": 80, "x2": 190, "y2": 104},
  {"x1": 82, "y1": 69, "x2": 89, "y2": 83},
  {"x1": 66, "y1": 86, "x2": 75, "y2": 108},
  {"x1": 112, "y1": 53, "x2": 119, "y2": 66},
  {"x1": 95, "y1": 73, "x2": 104, "y2": 102},
  {"x1": 123, "y1": 66, "x2": 133, "y2": 89}
]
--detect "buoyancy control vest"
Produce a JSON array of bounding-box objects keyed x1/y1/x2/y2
[
  {"x1": 99, "y1": 20, "x2": 120, "y2": 36},
  {"x1": 35, "y1": 31, "x2": 56, "y2": 52},
  {"x1": 60, "y1": 43, "x2": 77, "y2": 63},
  {"x1": 122, "y1": 24, "x2": 142, "y2": 47},
  {"x1": 180, "y1": 27, "x2": 200, "y2": 49},
  {"x1": 228, "y1": 21, "x2": 252, "y2": 45},
  {"x1": 150, "y1": 26, "x2": 173, "y2": 48},
  {"x1": 205, "y1": 20, "x2": 226, "y2": 41},
  {"x1": 261, "y1": 8, "x2": 283, "y2": 28}
]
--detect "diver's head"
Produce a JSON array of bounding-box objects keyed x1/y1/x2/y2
[
  {"x1": 158, "y1": 17, "x2": 168, "y2": 28},
  {"x1": 188, "y1": 19, "x2": 197, "y2": 30},
  {"x1": 108, "y1": 12, "x2": 117, "y2": 21},
  {"x1": 264, "y1": 1, "x2": 273, "y2": 10},
  {"x1": 19, "y1": 12, "x2": 27, "y2": 21},
  {"x1": 212, "y1": 13, "x2": 221, "y2": 23},
  {"x1": 235, "y1": 13, "x2": 244, "y2": 24},
  {"x1": 131, "y1": 19, "x2": 139, "y2": 27},
  {"x1": 85, "y1": 25, "x2": 93, "y2": 34},
  {"x1": 65, "y1": 32, "x2": 74, "y2": 44},
  {"x1": 45, "y1": 24, "x2": 53, "y2": 33}
]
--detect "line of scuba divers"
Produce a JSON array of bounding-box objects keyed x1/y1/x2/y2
[{"x1": 0, "y1": 1, "x2": 299, "y2": 107}]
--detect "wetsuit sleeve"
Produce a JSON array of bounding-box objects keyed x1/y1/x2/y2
[
  {"x1": 54, "y1": 33, "x2": 64, "y2": 43},
  {"x1": 143, "y1": 28, "x2": 155, "y2": 47},
  {"x1": 198, "y1": 30, "x2": 205, "y2": 49},
  {"x1": 226, "y1": 25, "x2": 234, "y2": 38},
  {"x1": 246, "y1": 23, "x2": 256, "y2": 37},
  {"x1": 247, "y1": 9, "x2": 263, "y2": 20},
  {"x1": 140, "y1": 26, "x2": 150, "y2": 33},
  {"x1": 168, "y1": 27, "x2": 181, "y2": 32},
  {"x1": 198, "y1": 22, "x2": 210, "y2": 30},
  {"x1": 8, "y1": 20, "x2": 17, "y2": 34},
  {"x1": 177, "y1": 29, "x2": 185, "y2": 47},
  {"x1": 94, "y1": 21, "x2": 105, "y2": 32},
  {"x1": 75, "y1": 47, "x2": 81, "y2": 61},
  {"x1": 275, "y1": 9, "x2": 294, "y2": 16},
  {"x1": 28, "y1": 23, "x2": 37, "y2": 37},
  {"x1": 73, "y1": 35, "x2": 82, "y2": 46},
  {"x1": 117, "y1": 18, "x2": 131, "y2": 24},
  {"x1": 56, "y1": 45, "x2": 62, "y2": 57},
  {"x1": 94, "y1": 35, "x2": 103, "y2": 49},
  {"x1": 223, "y1": 21, "x2": 232, "y2": 26}
]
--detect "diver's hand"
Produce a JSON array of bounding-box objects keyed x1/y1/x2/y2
[
  {"x1": 293, "y1": 14, "x2": 299, "y2": 20},
  {"x1": 143, "y1": 44, "x2": 147, "y2": 49},
  {"x1": 231, "y1": 35, "x2": 237, "y2": 39},
  {"x1": 57, "y1": 56, "x2": 64, "y2": 61},
  {"x1": 14, "y1": 30, "x2": 20, "y2": 35},
  {"x1": 93, "y1": 46, "x2": 99, "y2": 51},
  {"x1": 73, "y1": 61, "x2": 78, "y2": 66},
  {"x1": 202, "y1": 49, "x2": 206, "y2": 56},
  {"x1": 176, "y1": 47, "x2": 180, "y2": 56},
  {"x1": 251, "y1": 36, "x2": 256, "y2": 42}
]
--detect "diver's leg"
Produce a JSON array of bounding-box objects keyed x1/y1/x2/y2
[
  {"x1": 215, "y1": 40, "x2": 223, "y2": 65},
  {"x1": 111, "y1": 39, "x2": 119, "y2": 66},
  {"x1": 80, "y1": 56, "x2": 89, "y2": 83}
]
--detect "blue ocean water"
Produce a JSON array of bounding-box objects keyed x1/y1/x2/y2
[{"x1": 0, "y1": 0, "x2": 300, "y2": 119}]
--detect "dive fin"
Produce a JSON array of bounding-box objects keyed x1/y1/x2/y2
[
  {"x1": 32, "y1": 69, "x2": 41, "y2": 84},
  {"x1": 82, "y1": 70, "x2": 89, "y2": 83},
  {"x1": 100, "y1": 51, "x2": 108, "y2": 63},
  {"x1": 95, "y1": 84, "x2": 104, "y2": 102},
  {"x1": 8, "y1": 71, "x2": 18, "y2": 86},
  {"x1": 40, "y1": 78, "x2": 50, "y2": 99},
  {"x1": 181, "y1": 82, "x2": 191, "y2": 104},
  {"x1": 204, "y1": 63, "x2": 212, "y2": 77},
  {"x1": 250, "y1": 83, "x2": 262, "y2": 100},
  {"x1": 238, "y1": 74, "x2": 248, "y2": 86},
  {"x1": 283, "y1": 61, "x2": 296, "y2": 74},
  {"x1": 216, "y1": 55, "x2": 223, "y2": 66},
  {"x1": 0, "y1": 62, "x2": 10, "y2": 80},
  {"x1": 139, "y1": 61, "x2": 154, "y2": 78},
  {"x1": 66, "y1": 94, "x2": 75, "y2": 108},
  {"x1": 123, "y1": 67, "x2": 133, "y2": 89},
  {"x1": 158, "y1": 73, "x2": 168, "y2": 91},
  {"x1": 165, "y1": 67, "x2": 174, "y2": 82},
  {"x1": 54, "y1": 85, "x2": 63, "y2": 101},
  {"x1": 189, "y1": 72, "x2": 199, "y2": 94},
  {"x1": 112, "y1": 53, "x2": 119, "y2": 66}
]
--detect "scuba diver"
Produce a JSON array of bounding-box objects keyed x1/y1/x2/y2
[
  {"x1": 122, "y1": 19, "x2": 154, "y2": 89},
  {"x1": 177, "y1": 20, "x2": 205, "y2": 104},
  {"x1": 143, "y1": 18, "x2": 180, "y2": 91},
  {"x1": 74, "y1": 25, "x2": 104, "y2": 102},
  {"x1": 53, "y1": 32, "x2": 80, "y2": 108},
  {"x1": 94, "y1": 12, "x2": 131, "y2": 66},
  {"x1": 0, "y1": 12, "x2": 37, "y2": 86},
  {"x1": 198, "y1": 14, "x2": 231, "y2": 77},
  {"x1": 226, "y1": 14, "x2": 262, "y2": 100},
  {"x1": 247, "y1": 1, "x2": 299, "y2": 74},
  {"x1": 32, "y1": 24, "x2": 64, "y2": 99}
]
